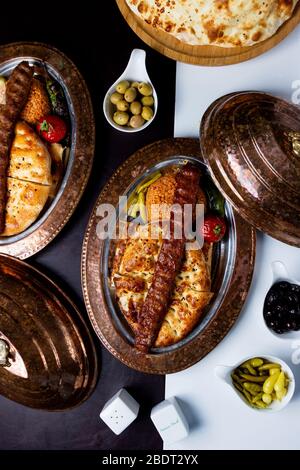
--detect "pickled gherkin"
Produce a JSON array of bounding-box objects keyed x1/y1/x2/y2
[{"x1": 231, "y1": 357, "x2": 290, "y2": 410}]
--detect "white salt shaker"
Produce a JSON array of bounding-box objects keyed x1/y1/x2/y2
[
  {"x1": 151, "y1": 396, "x2": 189, "y2": 444},
  {"x1": 99, "y1": 388, "x2": 140, "y2": 435}
]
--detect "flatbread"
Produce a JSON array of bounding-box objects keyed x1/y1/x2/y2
[
  {"x1": 1, "y1": 121, "x2": 52, "y2": 236},
  {"x1": 156, "y1": 289, "x2": 213, "y2": 347},
  {"x1": 126, "y1": 0, "x2": 298, "y2": 47},
  {"x1": 112, "y1": 223, "x2": 213, "y2": 347},
  {"x1": 2, "y1": 177, "x2": 50, "y2": 236},
  {"x1": 8, "y1": 121, "x2": 52, "y2": 185}
]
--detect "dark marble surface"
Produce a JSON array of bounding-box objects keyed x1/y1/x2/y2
[{"x1": 0, "y1": 3, "x2": 176, "y2": 450}]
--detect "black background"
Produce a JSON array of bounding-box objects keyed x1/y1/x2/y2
[{"x1": 0, "y1": 2, "x2": 176, "y2": 450}]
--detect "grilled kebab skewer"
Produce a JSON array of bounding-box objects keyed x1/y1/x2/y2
[{"x1": 135, "y1": 164, "x2": 201, "y2": 352}]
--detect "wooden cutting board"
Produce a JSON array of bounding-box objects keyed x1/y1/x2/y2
[{"x1": 116, "y1": 0, "x2": 300, "y2": 66}]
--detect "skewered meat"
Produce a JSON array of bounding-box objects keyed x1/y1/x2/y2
[{"x1": 135, "y1": 164, "x2": 200, "y2": 352}]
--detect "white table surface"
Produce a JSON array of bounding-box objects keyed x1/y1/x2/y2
[{"x1": 166, "y1": 24, "x2": 300, "y2": 450}]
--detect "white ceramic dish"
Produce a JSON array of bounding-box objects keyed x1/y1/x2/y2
[
  {"x1": 215, "y1": 354, "x2": 295, "y2": 412},
  {"x1": 103, "y1": 48, "x2": 158, "y2": 133}
]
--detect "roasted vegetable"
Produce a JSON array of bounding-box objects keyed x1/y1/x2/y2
[
  {"x1": 46, "y1": 78, "x2": 69, "y2": 120},
  {"x1": 204, "y1": 178, "x2": 225, "y2": 217},
  {"x1": 37, "y1": 115, "x2": 67, "y2": 143},
  {"x1": 136, "y1": 172, "x2": 161, "y2": 194},
  {"x1": 203, "y1": 214, "x2": 226, "y2": 243}
]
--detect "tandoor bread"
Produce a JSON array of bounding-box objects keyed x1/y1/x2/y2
[
  {"x1": 1, "y1": 121, "x2": 52, "y2": 236},
  {"x1": 112, "y1": 224, "x2": 213, "y2": 347},
  {"x1": 2, "y1": 178, "x2": 50, "y2": 236},
  {"x1": 8, "y1": 121, "x2": 52, "y2": 185},
  {"x1": 126, "y1": 0, "x2": 299, "y2": 47}
]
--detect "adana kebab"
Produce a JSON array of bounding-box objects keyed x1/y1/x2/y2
[
  {"x1": 135, "y1": 164, "x2": 200, "y2": 352},
  {"x1": 0, "y1": 61, "x2": 33, "y2": 232}
]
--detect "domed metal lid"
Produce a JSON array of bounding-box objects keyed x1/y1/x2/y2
[
  {"x1": 201, "y1": 91, "x2": 300, "y2": 247},
  {"x1": 0, "y1": 255, "x2": 98, "y2": 410}
]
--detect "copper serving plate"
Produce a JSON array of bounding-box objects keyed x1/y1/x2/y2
[
  {"x1": 82, "y1": 138, "x2": 256, "y2": 374},
  {"x1": 0, "y1": 42, "x2": 95, "y2": 259},
  {"x1": 0, "y1": 254, "x2": 98, "y2": 410},
  {"x1": 201, "y1": 91, "x2": 300, "y2": 247}
]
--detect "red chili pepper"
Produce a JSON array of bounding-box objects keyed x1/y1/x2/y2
[
  {"x1": 37, "y1": 115, "x2": 67, "y2": 143},
  {"x1": 203, "y1": 214, "x2": 227, "y2": 243}
]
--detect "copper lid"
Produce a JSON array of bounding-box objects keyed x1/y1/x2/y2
[
  {"x1": 0, "y1": 255, "x2": 98, "y2": 410},
  {"x1": 201, "y1": 92, "x2": 300, "y2": 247}
]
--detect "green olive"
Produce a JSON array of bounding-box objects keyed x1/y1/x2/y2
[
  {"x1": 141, "y1": 96, "x2": 154, "y2": 107},
  {"x1": 142, "y1": 106, "x2": 154, "y2": 121},
  {"x1": 110, "y1": 92, "x2": 123, "y2": 105},
  {"x1": 131, "y1": 81, "x2": 140, "y2": 89},
  {"x1": 129, "y1": 115, "x2": 145, "y2": 129},
  {"x1": 130, "y1": 101, "x2": 142, "y2": 115},
  {"x1": 113, "y1": 111, "x2": 129, "y2": 126},
  {"x1": 138, "y1": 82, "x2": 153, "y2": 96},
  {"x1": 116, "y1": 80, "x2": 130, "y2": 94},
  {"x1": 124, "y1": 87, "x2": 137, "y2": 103},
  {"x1": 116, "y1": 100, "x2": 130, "y2": 112}
]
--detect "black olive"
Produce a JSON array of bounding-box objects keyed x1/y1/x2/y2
[
  {"x1": 268, "y1": 293, "x2": 278, "y2": 304},
  {"x1": 287, "y1": 293, "x2": 298, "y2": 305},
  {"x1": 263, "y1": 280, "x2": 300, "y2": 333},
  {"x1": 291, "y1": 284, "x2": 300, "y2": 293},
  {"x1": 277, "y1": 281, "x2": 290, "y2": 289}
]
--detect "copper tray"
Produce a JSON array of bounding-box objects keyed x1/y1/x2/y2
[
  {"x1": 0, "y1": 254, "x2": 98, "y2": 410},
  {"x1": 81, "y1": 138, "x2": 256, "y2": 374},
  {"x1": 0, "y1": 42, "x2": 95, "y2": 259}
]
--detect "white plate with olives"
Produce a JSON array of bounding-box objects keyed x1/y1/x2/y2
[{"x1": 103, "y1": 49, "x2": 158, "y2": 132}]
